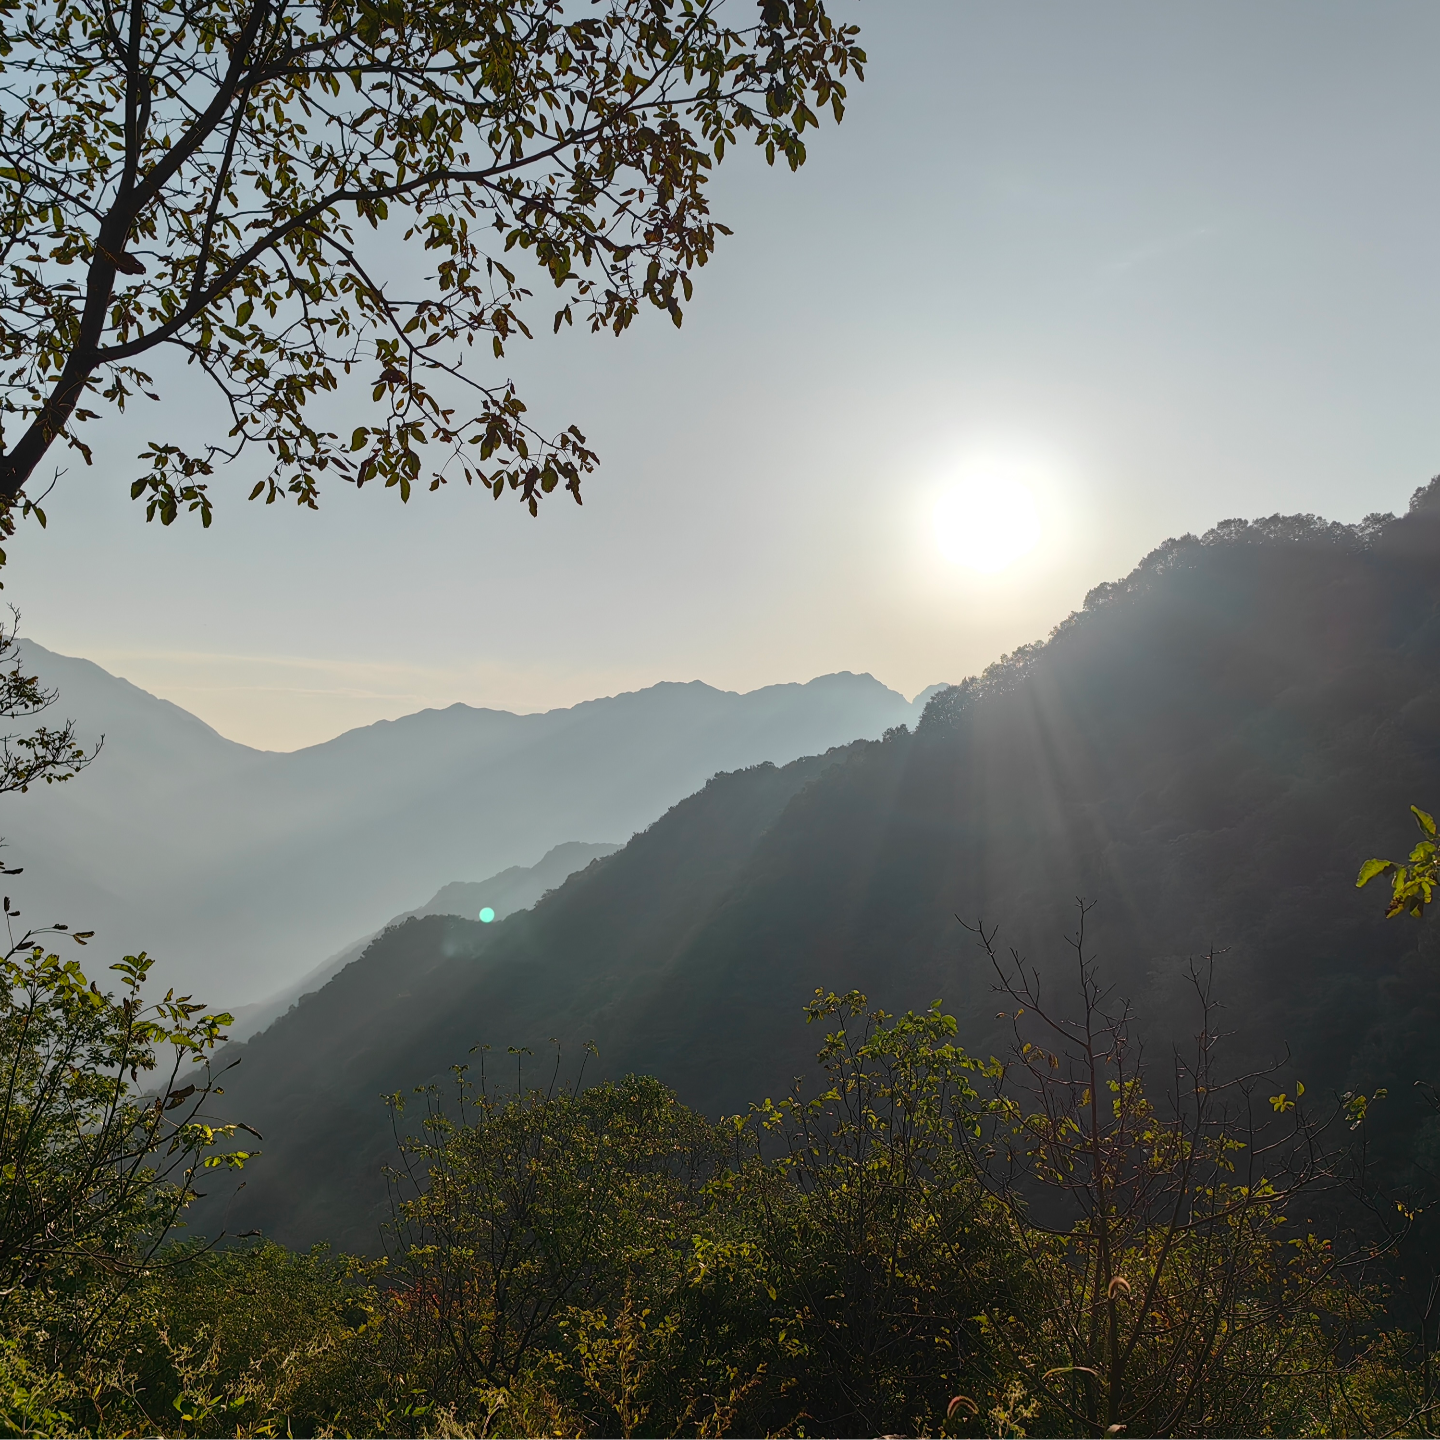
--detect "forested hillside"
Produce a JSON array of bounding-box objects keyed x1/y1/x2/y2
[
  {"x1": 204, "y1": 483, "x2": 1440, "y2": 1254},
  {"x1": 195, "y1": 752, "x2": 852, "y2": 1248},
  {"x1": 228, "y1": 841, "x2": 620, "y2": 1039}
]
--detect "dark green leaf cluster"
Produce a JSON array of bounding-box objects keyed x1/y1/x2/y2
[
  {"x1": 325, "y1": 985, "x2": 1403, "y2": 1438},
  {"x1": 384, "y1": 1060, "x2": 725, "y2": 1392},
  {"x1": 375, "y1": 1005, "x2": 1022, "y2": 1437},
  {"x1": 0, "y1": 0, "x2": 863, "y2": 524},
  {"x1": 0, "y1": 970, "x2": 1427, "y2": 1437}
]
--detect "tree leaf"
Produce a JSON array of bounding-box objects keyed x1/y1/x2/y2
[{"x1": 1356, "y1": 858, "x2": 1393, "y2": 888}]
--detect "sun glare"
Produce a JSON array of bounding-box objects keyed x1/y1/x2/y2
[{"x1": 932, "y1": 475, "x2": 1043, "y2": 573}]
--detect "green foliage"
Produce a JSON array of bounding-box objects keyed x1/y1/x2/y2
[
  {"x1": 128, "y1": 1241, "x2": 393, "y2": 1437},
  {"x1": 0, "y1": 925, "x2": 268, "y2": 1436},
  {"x1": 385, "y1": 1059, "x2": 724, "y2": 1406},
  {"x1": 731, "y1": 989, "x2": 1015, "y2": 1437},
  {"x1": 356, "y1": 980, "x2": 1416, "y2": 1437},
  {"x1": 0, "y1": 943, "x2": 248, "y2": 1305},
  {"x1": 0, "y1": 0, "x2": 863, "y2": 530},
  {"x1": 963, "y1": 909, "x2": 1391, "y2": 1438},
  {"x1": 0, "y1": 1240, "x2": 410, "y2": 1437},
  {"x1": 0, "y1": 971, "x2": 1431, "y2": 1437},
  {"x1": 376, "y1": 1002, "x2": 1021, "y2": 1438},
  {"x1": 1358, "y1": 805, "x2": 1439, "y2": 918},
  {"x1": 0, "y1": 1333, "x2": 79, "y2": 1438}
]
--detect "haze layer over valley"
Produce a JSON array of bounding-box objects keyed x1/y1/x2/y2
[{"x1": 0, "y1": 657, "x2": 937, "y2": 1003}]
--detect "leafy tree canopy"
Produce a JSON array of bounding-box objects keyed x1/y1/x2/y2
[{"x1": 0, "y1": 0, "x2": 862, "y2": 550}]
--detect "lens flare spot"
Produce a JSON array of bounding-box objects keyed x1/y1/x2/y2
[{"x1": 478, "y1": 906, "x2": 495, "y2": 923}]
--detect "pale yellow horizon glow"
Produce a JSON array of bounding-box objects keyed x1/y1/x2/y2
[{"x1": 59, "y1": 646, "x2": 961, "y2": 753}]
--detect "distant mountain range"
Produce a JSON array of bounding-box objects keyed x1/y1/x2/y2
[
  {"x1": 0, "y1": 653, "x2": 942, "y2": 1004},
  {"x1": 194, "y1": 483, "x2": 1440, "y2": 1254}
]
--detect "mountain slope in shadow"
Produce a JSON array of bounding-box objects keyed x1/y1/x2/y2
[
  {"x1": 204, "y1": 485, "x2": 1440, "y2": 1254},
  {"x1": 227, "y1": 840, "x2": 621, "y2": 1040},
  {"x1": 196, "y1": 753, "x2": 846, "y2": 1249}
]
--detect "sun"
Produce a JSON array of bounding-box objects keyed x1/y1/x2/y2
[{"x1": 932, "y1": 475, "x2": 1042, "y2": 573}]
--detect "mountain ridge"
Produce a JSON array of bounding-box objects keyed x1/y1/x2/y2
[{"x1": 0, "y1": 655, "x2": 939, "y2": 1000}]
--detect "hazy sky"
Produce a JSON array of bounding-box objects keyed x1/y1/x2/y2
[{"x1": 8, "y1": 1, "x2": 1440, "y2": 750}]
